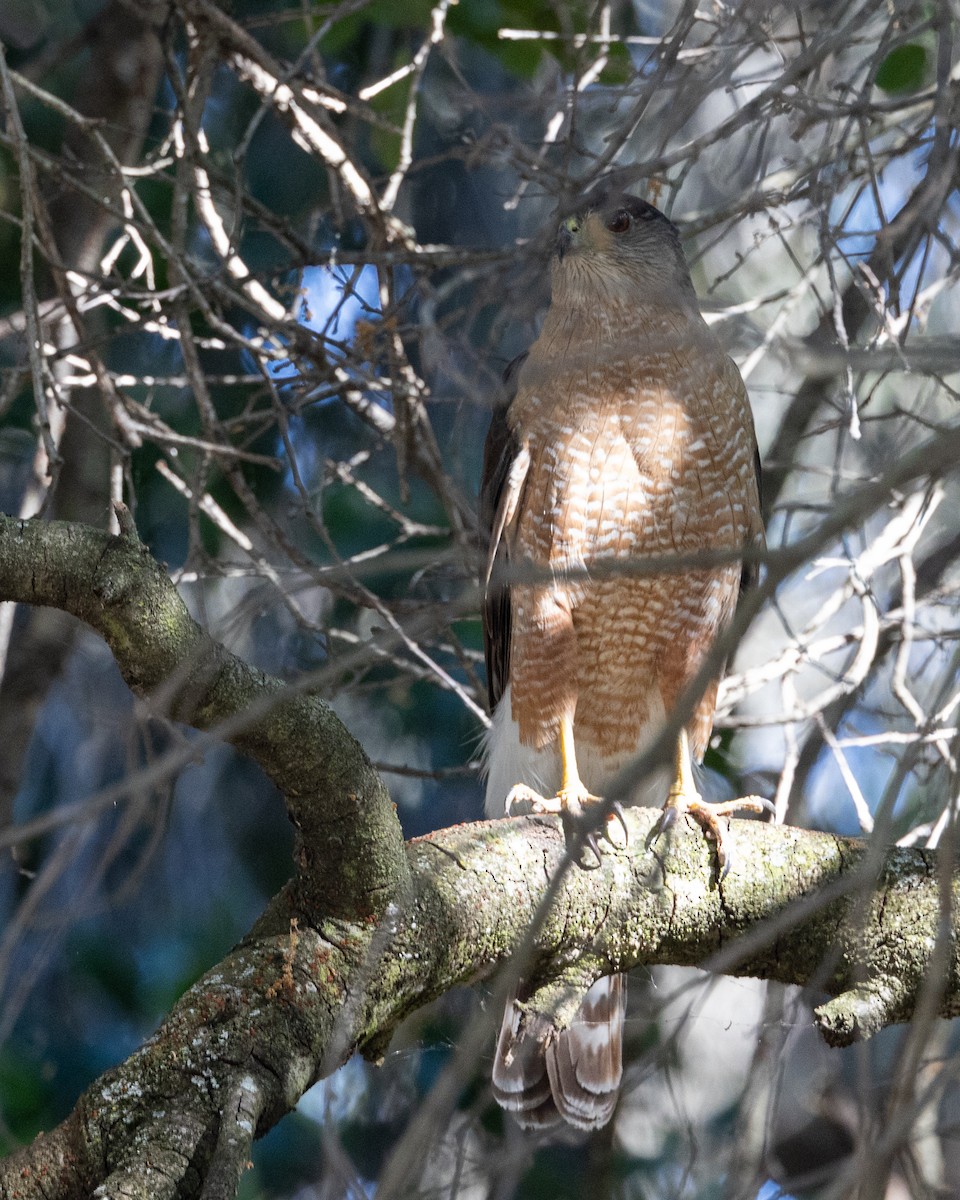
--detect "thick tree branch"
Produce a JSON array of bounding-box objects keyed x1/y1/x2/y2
[
  {"x1": 0, "y1": 808, "x2": 956, "y2": 1199},
  {"x1": 0, "y1": 509, "x2": 408, "y2": 921}
]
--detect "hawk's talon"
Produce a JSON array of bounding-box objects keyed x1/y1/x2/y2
[
  {"x1": 699, "y1": 794, "x2": 775, "y2": 820},
  {"x1": 504, "y1": 783, "x2": 555, "y2": 817},
  {"x1": 651, "y1": 805, "x2": 679, "y2": 840},
  {"x1": 605, "y1": 801, "x2": 629, "y2": 849},
  {"x1": 651, "y1": 729, "x2": 775, "y2": 878},
  {"x1": 580, "y1": 831, "x2": 604, "y2": 870},
  {"x1": 659, "y1": 793, "x2": 772, "y2": 878},
  {"x1": 733, "y1": 794, "x2": 776, "y2": 818},
  {"x1": 503, "y1": 780, "x2": 625, "y2": 868}
]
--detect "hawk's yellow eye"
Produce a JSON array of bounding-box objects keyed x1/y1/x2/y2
[{"x1": 606, "y1": 210, "x2": 631, "y2": 233}]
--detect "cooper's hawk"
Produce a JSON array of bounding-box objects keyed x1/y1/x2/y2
[{"x1": 481, "y1": 192, "x2": 765, "y2": 1130}]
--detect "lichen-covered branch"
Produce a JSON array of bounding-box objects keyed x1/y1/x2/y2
[
  {"x1": 1, "y1": 807, "x2": 957, "y2": 1199},
  {"x1": 0, "y1": 510, "x2": 408, "y2": 920}
]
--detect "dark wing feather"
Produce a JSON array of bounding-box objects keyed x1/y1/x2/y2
[
  {"x1": 719, "y1": 354, "x2": 763, "y2": 599},
  {"x1": 739, "y1": 442, "x2": 763, "y2": 596},
  {"x1": 480, "y1": 352, "x2": 527, "y2": 711},
  {"x1": 744, "y1": 441, "x2": 763, "y2": 595}
]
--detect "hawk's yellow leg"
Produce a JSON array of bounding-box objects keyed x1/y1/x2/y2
[
  {"x1": 660, "y1": 727, "x2": 772, "y2": 877},
  {"x1": 504, "y1": 713, "x2": 628, "y2": 862},
  {"x1": 505, "y1": 712, "x2": 598, "y2": 818}
]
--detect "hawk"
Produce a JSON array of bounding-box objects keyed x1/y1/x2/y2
[{"x1": 480, "y1": 192, "x2": 765, "y2": 1130}]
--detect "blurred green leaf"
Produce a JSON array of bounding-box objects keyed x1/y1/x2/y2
[
  {"x1": 319, "y1": 0, "x2": 436, "y2": 59},
  {"x1": 875, "y1": 43, "x2": 927, "y2": 93},
  {"x1": 0, "y1": 1049, "x2": 56, "y2": 1150},
  {"x1": 599, "y1": 40, "x2": 633, "y2": 86},
  {"x1": 70, "y1": 933, "x2": 140, "y2": 1013}
]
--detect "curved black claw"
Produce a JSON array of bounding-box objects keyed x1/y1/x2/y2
[
  {"x1": 582, "y1": 831, "x2": 603, "y2": 870},
  {"x1": 605, "y1": 801, "x2": 629, "y2": 848},
  {"x1": 647, "y1": 805, "x2": 679, "y2": 850},
  {"x1": 568, "y1": 804, "x2": 629, "y2": 867},
  {"x1": 562, "y1": 820, "x2": 604, "y2": 869}
]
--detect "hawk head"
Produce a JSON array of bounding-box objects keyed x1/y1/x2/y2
[{"x1": 552, "y1": 192, "x2": 694, "y2": 303}]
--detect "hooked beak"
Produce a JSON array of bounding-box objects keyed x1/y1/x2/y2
[{"x1": 556, "y1": 213, "x2": 582, "y2": 260}]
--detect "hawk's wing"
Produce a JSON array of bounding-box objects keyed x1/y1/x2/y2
[
  {"x1": 741, "y1": 435, "x2": 763, "y2": 596},
  {"x1": 480, "y1": 352, "x2": 530, "y2": 711},
  {"x1": 720, "y1": 354, "x2": 764, "y2": 597}
]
